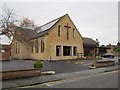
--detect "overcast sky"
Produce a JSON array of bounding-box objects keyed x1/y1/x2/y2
[{"x1": 0, "y1": 1, "x2": 118, "y2": 45}]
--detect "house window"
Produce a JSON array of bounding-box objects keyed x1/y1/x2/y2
[
  {"x1": 35, "y1": 39, "x2": 39, "y2": 53},
  {"x1": 0, "y1": 49, "x2": 5, "y2": 52},
  {"x1": 18, "y1": 42, "x2": 20, "y2": 54},
  {"x1": 73, "y1": 46, "x2": 77, "y2": 56},
  {"x1": 31, "y1": 45, "x2": 34, "y2": 53},
  {"x1": 12, "y1": 43, "x2": 16, "y2": 54},
  {"x1": 41, "y1": 39, "x2": 44, "y2": 53},
  {"x1": 15, "y1": 42, "x2": 20, "y2": 54},
  {"x1": 73, "y1": 28, "x2": 75, "y2": 38},
  {"x1": 15, "y1": 42, "x2": 17, "y2": 54},
  {"x1": 35, "y1": 46, "x2": 39, "y2": 53},
  {"x1": 56, "y1": 46, "x2": 61, "y2": 56},
  {"x1": 63, "y1": 46, "x2": 72, "y2": 56},
  {"x1": 58, "y1": 25, "x2": 62, "y2": 36}
]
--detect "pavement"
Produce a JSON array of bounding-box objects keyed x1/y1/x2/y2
[
  {"x1": 36, "y1": 70, "x2": 118, "y2": 88},
  {"x1": 2, "y1": 64, "x2": 119, "y2": 89}
]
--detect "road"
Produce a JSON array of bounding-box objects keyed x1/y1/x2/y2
[
  {"x1": 26, "y1": 70, "x2": 118, "y2": 88},
  {"x1": 2, "y1": 58, "x2": 119, "y2": 89}
]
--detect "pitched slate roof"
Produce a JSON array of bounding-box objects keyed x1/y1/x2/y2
[
  {"x1": 36, "y1": 18, "x2": 60, "y2": 33},
  {"x1": 16, "y1": 14, "x2": 66, "y2": 40},
  {"x1": 83, "y1": 37, "x2": 98, "y2": 46},
  {"x1": 15, "y1": 27, "x2": 36, "y2": 39}
]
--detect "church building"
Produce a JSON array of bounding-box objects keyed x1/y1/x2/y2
[{"x1": 11, "y1": 14, "x2": 84, "y2": 60}]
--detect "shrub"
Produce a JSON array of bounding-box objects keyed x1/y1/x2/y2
[
  {"x1": 34, "y1": 61, "x2": 43, "y2": 69},
  {"x1": 118, "y1": 58, "x2": 120, "y2": 63},
  {"x1": 93, "y1": 60, "x2": 99, "y2": 63}
]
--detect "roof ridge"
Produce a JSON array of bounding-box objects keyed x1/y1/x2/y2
[
  {"x1": 39, "y1": 14, "x2": 67, "y2": 27},
  {"x1": 83, "y1": 37, "x2": 98, "y2": 45},
  {"x1": 83, "y1": 37, "x2": 93, "y2": 39}
]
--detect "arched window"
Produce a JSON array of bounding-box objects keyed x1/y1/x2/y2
[
  {"x1": 73, "y1": 28, "x2": 75, "y2": 38},
  {"x1": 31, "y1": 45, "x2": 34, "y2": 53},
  {"x1": 41, "y1": 39, "x2": 44, "y2": 53},
  {"x1": 35, "y1": 39, "x2": 39, "y2": 53},
  {"x1": 58, "y1": 25, "x2": 62, "y2": 36},
  {"x1": 15, "y1": 42, "x2": 20, "y2": 54}
]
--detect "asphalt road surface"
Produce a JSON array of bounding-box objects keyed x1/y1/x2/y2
[
  {"x1": 29, "y1": 70, "x2": 118, "y2": 88},
  {"x1": 1, "y1": 59, "x2": 91, "y2": 73},
  {"x1": 2, "y1": 58, "x2": 118, "y2": 73}
]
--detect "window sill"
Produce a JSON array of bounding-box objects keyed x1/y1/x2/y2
[{"x1": 63, "y1": 55, "x2": 72, "y2": 56}]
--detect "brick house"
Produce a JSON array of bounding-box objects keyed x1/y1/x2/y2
[
  {"x1": 107, "y1": 44, "x2": 116, "y2": 54},
  {"x1": 0, "y1": 44, "x2": 11, "y2": 60},
  {"x1": 107, "y1": 44, "x2": 118, "y2": 56},
  {"x1": 83, "y1": 37, "x2": 99, "y2": 57}
]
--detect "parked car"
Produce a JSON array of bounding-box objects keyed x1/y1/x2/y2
[{"x1": 101, "y1": 53, "x2": 115, "y2": 58}]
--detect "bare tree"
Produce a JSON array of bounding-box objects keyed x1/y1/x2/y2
[
  {"x1": 0, "y1": 4, "x2": 18, "y2": 39},
  {"x1": 0, "y1": 4, "x2": 40, "y2": 48}
]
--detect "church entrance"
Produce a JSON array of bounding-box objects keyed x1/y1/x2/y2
[{"x1": 63, "y1": 46, "x2": 72, "y2": 56}]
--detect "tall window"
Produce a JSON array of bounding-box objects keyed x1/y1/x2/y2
[
  {"x1": 41, "y1": 39, "x2": 44, "y2": 53},
  {"x1": 63, "y1": 46, "x2": 72, "y2": 56},
  {"x1": 15, "y1": 42, "x2": 20, "y2": 54},
  {"x1": 35, "y1": 46, "x2": 39, "y2": 53},
  {"x1": 35, "y1": 39, "x2": 39, "y2": 53},
  {"x1": 56, "y1": 46, "x2": 61, "y2": 56},
  {"x1": 13, "y1": 43, "x2": 16, "y2": 54},
  {"x1": 73, "y1": 46, "x2": 77, "y2": 56},
  {"x1": 58, "y1": 25, "x2": 62, "y2": 36},
  {"x1": 31, "y1": 45, "x2": 34, "y2": 53},
  {"x1": 15, "y1": 42, "x2": 17, "y2": 54},
  {"x1": 73, "y1": 28, "x2": 75, "y2": 38},
  {"x1": 18, "y1": 42, "x2": 20, "y2": 54}
]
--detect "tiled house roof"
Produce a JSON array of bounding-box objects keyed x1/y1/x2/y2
[
  {"x1": 83, "y1": 37, "x2": 98, "y2": 46},
  {"x1": 15, "y1": 27, "x2": 37, "y2": 39}
]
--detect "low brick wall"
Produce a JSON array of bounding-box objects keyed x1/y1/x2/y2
[
  {"x1": 1, "y1": 69, "x2": 41, "y2": 80},
  {"x1": 90, "y1": 61, "x2": 115, "y2": 68}
]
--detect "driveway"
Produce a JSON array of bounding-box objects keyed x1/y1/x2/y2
[{"x1": 42, "y1": 61, "x2": 90, "y2": 73}]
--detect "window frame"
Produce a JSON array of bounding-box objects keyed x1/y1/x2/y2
[
  {"x1": 35, "y1": 45, "x2": 39, "y2": 53},
  {"x1": 63, "y1": 46, "x2": 72, "y2": 56},
  {"x1": 73, "y1": 28, "x2": 75, "y2": 38},
  {"x1": 15, "y1": 42, "x2": 20, "y2": 54},
  {"x1": 56, "y1": 46, "x2": 61, "y2": 56},
  {"x1": 58, "y1": 25, "x2": 62, "y2": 36},
  {"x1": 31, "y1": 45, "x2": 34, "y2": 53},
  {"x1": 41, "y1": 39, "x2": 44, "y2": 53},
  {"x1": 73, "y1": 46, "x2": 77, "y2": 56},
  {"x1": 35, "y1": 39, "x2": 39, "y2": 53},
  {"x1": 15, "y1": 42, "x2": 17, "y2": 54}
]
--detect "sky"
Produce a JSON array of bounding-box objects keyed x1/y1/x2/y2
[{"x1": 0, "y1": 0, "x2": 118, "y2": 45}]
